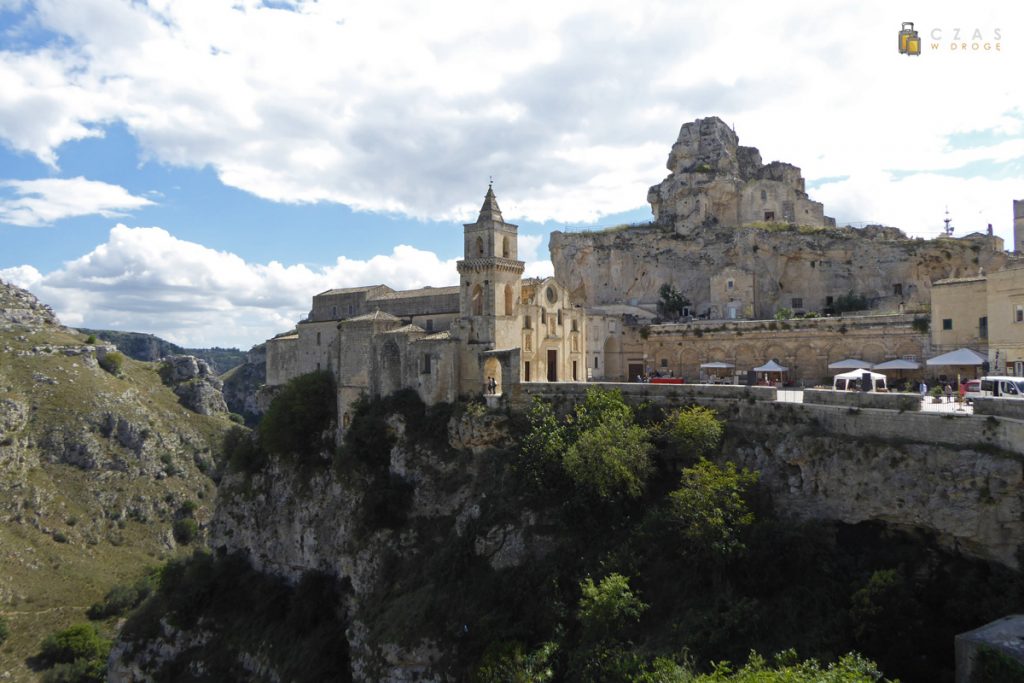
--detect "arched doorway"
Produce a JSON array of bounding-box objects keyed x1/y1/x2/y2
[
  {"x1": 484, "y1": 356, "x2": 503, "y2": 395},
  {"x1": 603, "y1": 336, "x2": 622, "y2": 381}
]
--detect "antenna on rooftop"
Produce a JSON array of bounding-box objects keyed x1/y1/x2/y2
[{"x1": 943, "y1": 206, "x2": 954, "y2": 237}]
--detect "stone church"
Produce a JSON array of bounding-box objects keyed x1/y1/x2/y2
[{"x1": 265, "y1": 186, "x2": 586, "y2": 429}]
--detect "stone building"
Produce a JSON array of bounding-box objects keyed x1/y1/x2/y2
[{"x1": 266, "y1": 186, "x2": 585, "y2": 430}]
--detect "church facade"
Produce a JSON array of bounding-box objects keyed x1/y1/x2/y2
[{"x1": 265, "y1": 186, "x2": 586, "y2": 430}]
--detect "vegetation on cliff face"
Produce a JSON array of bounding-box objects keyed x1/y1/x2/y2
[
  {"x1": 116, "y1": 384, "x2": 1024, "y2": 682},
  {"x1": 0, "y1": 281, "x2": 233, "y2": 681},
  {"x1": 76, "y1": 328, "x2": 245, "y2": 375}
]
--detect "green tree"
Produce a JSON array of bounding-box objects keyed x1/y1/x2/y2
[
  {"x1": 518, "y1": 397, "x2": 567, "y2": 490},
  {"x1": 38, "y1": 623, "x2": 111, "y2": 681},
  {"x1": 259, "y1": 370, "x2": 336, "y2": 458},
  {"x1": 172, "y1": 518, "x2": 199, "y2": 545},
  {"x1": 562, "y1": 388, "x2": 652, "y2": 500},
  {"x1": 663, "y1": 406, "x2": 723, "y2": 461},
  {"x1": 668, "y1": 459, "x2": 758, "y2": 558},
  {"x1": 657, "y1": 283, "x2": 691, "y2": 320},
  {"x1": 774, "y1": 307, "x2": 793, "y2": 321},
  {"x1": 563, "y1": 422, "x2": 652, "y2": 500},
  {"x1": 577, "y1": 573, "x2": 647, "y2": 644}
]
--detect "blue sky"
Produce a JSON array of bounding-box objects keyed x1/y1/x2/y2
[{"x1": 1, "y1": 0, "x2": 1022, "y2": 348}]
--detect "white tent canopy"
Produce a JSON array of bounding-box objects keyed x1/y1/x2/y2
[
  {"x1": 833, "y1": 368, "x2": 888, "y2": 391},
  {"x1": 753, "y1": 360, "x2": 788, "y2": 372},
  {"x1": 873, "y1": 358, "x2": 920, "y2": 370},
  {"x1": 829, "y1": 358, "x2": 874, "y2": 369},
  {"x1": 926, "y1": 348, "x2": 987, "y2": 366},
  {"x1": 700, "y1": 361, "x2": 735, "y2": 369}
]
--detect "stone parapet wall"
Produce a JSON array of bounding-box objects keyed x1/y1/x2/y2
[
  {"x1": 803, "y1": 388, "x2": 922, "y2": 411},
  {"x1": 509, "y1": 381, "x2": 776, "y2": 413},
  {"x1": 973, "y1": 397, "x2": 1024, "y2": 421}
]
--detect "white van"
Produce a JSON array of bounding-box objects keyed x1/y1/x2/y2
[{"x1": 973, "y1": 376, "x2": 1024, "y2": 400}]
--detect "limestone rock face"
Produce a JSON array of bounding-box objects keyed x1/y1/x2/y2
[
  {"x1": 550, "y1": 223, "x2": 1006, "y2": 318},
  {"x1": 162, "y1": 355, "x2": 229, "y2": 415},
  {"x1": 204, "y1": 410, "x2": 550, "y2": 682},
  {"x1": 564, "y1": 115, "x2": 1008, "y2": 318},
  {"x1": 221, "y1": 343, "x2": 268, "y2": 421},
  {"x1": 0, "y1": 278, "x2": 59, "y2": 330}
]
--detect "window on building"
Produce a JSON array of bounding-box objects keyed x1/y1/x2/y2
[
  {"x1": 472, "y1": 285, "x2": 483, "y2": 316},
  {"x1": 727, "y1": 279, "x2": 734, "y2": 290},
  {"x1": 332, "y1": 305, "x2": 337, "y2": 318},
  {"x1": 792, "y1": 297, "x2": 803, "y2": 309},
  {"x1": 348, "y1": 304, "x2": 355, "y2": 315},
  {"x1": 504, "y1": 284, "x2": 514, "y2": 316},
  {"x1": 764, "y1": 211, "x2": 775, "y2": 221},
  {"x1": 476, "y1": 236, "x2": 484, "y2": 256},
  {"x1": 316, "y1": 331, "x2": 321, "y2": 346},
  {"x1": 942, "y1": 318, "x2": 953, "y2": 330},
  {"x1": 557, "y1": 310, "x2": 563, "y2": 326},
  {"x1": 760, "y1": 190, "x2": 767, "y2": 201},
  {"x1": 422, "y1": 353, "x2": 431, "y2": 374},
  {"x1": 524, "y1": 315, "x2": 532, "y2": 329},
  {"x1": 524, "y1": 361, "x2": 531, "y2": 382},
  {"x1": 826, "y1": 296, "x2": 834, "y2": 306},
  {"x1": 540, "y1": 310, "x2": 546, "y2": 325},
  {"x1": 893, "y1": 283, "x2": 903, "y2": 296},
  {"x1": 572, "y1": 360, "x2": 578, "y2": 381},
  {"x1": 571, "y1": 318, "x2": 578, "y2": 332},
  {"x1": 979, "y1": 316, "x2": 988, "y2": 339},
  {"x1": 594, "y1": 356, "x2": 599, "y2": 369},
  {"x1": 425, "y1": 319, "x2": 434, "y2": 331},
  {"x1": 502, "y1": 236, "x2": 510, "y2": 258},
  {"x1": 660, "y1": 358, "x2": 668, "y2": 367},
  {"x1": 316, "y1": 362, "x2": 320, "y2": 371},
  {"x1": 1016, "y1": 305, "x2": 1024, "y2": 323}
]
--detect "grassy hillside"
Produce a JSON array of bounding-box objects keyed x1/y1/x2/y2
[
  {"x1": 0, "y1": 285, "x2": 233, "y2": 680},
  {"x1": 77, "y1": 328, "x2": 246, "y2": 375}
]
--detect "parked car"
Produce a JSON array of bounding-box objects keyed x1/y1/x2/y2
[
  {"x1": 972, "y1": 376, "x2": 1024, "y2": 401},
  {"x1": 963, "y1": 379, "x2": 982, "y2": 403}
]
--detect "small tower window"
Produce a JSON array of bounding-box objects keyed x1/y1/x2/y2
[
  {"x1": 504, "y1": 284, "x2": 514, "y2": 316},
  {"x1": 502, "y1": 236, "x2": 510, "y2": 258},
  {"x1": 422, "y1": 353, "x2": 431, "y2": 374},
  {"x1": 316, "y1": 331, "x2": 321, "y2": 346},
  {"x1": 476, "y1": 236, "x2": 484, "y2": 256},
  {"x1": 472, "y1": 285, "x2": 483, "y2": 316}
]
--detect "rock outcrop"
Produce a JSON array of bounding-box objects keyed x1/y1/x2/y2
[
  {"x1": 221, "y1": 343, "x2": 268, "y2": 422},
  {"x1": 647, "y1": 116, "x2": 831, "y2": 233},
  {"x1": 551, "y1": 116, "x2": 1007, "y2": 318},
  {"x1": 161, "y1": 355, "x2": 229, "y2": 415}
]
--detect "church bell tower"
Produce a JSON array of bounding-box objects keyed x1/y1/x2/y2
[{"x1": 456, "y1": 184, "x2": 525, "y2": 347}]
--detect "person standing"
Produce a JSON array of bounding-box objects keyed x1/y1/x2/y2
[
  {"x1": 944, "y1": 383, "x2": 952, "y2": 403},
  {"x1": 919, "y1": 381, "x2": 927, "y2": 399}
]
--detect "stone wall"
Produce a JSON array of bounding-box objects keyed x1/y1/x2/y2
[
  {"x1": 973, "y1": 397, "x2": 1024, "y2": 421},
  {"x1": 803, "y1": 388, "x2": 922, "y2": 411}
]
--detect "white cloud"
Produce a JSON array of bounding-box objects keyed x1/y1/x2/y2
[
  {"x1": 0, "y1": 0, "x2": 1020, "y2": 235},
  {"x1": 0, "y1": 177, "x2": 154, "y2": 226},
  {"x1": 3, "y1": 224, "x2": 554, "y2": 348}
]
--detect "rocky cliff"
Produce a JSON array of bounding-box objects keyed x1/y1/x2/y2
[
  {"x1": 551, "y1": 116, "x2": 1007, "y2": 317},
  {"x1": 221, "y1": 342, "x2": 269, "y2": 424},
  {"x1": 0, "y1": 279, "x2": 233, "y2": 680}
]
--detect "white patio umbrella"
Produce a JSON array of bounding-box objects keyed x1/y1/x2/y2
[
  {"x1": 699, "y1": 361, "x2": 735, "y2": 369},
  {"x1": 925, "y1": 348, "x2": 986, "y2": 366},
  {"x1": 829, "y1": 358, "x2": 874, "y2": 370},
  {"x1": 753, "y1": 360, "x2": 789, "y2": 372},
  {"x1": 873, "y1": 359, "x2": 920, "y2": 370}
]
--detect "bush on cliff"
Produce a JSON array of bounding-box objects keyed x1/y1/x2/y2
[{"x1": 259, "y1": 370, "x2": 336, "y2": 459}]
